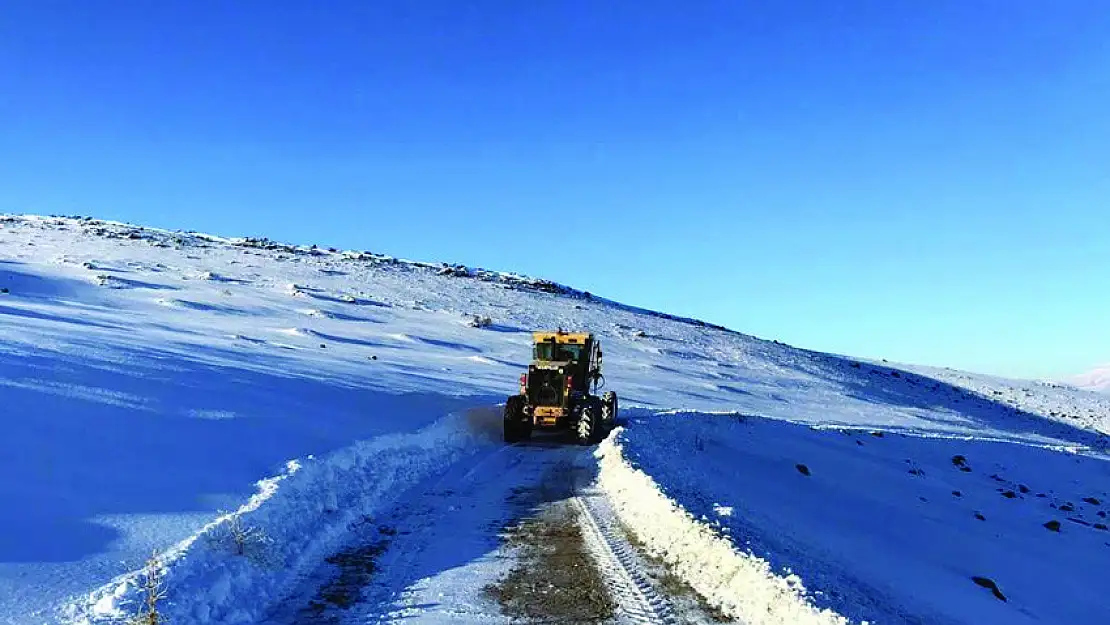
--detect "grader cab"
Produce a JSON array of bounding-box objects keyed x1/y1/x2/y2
[{"x1": 503, "y1": 330, "x2": 617, "y2": 444}]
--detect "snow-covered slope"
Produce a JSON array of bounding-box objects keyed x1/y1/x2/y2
[
  {"x1": 1071, "y1": 365, "x2": 1110, "y2": 393},
  {"x1": 1, "y1": 215, "x2": 1107, "y2": 625}
]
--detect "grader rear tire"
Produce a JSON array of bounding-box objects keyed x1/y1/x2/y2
[{"x1": 601, "y1": 391, "x2": 618, "y2": 432}]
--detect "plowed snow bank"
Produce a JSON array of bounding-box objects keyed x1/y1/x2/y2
[
  {"x1": 596, "y1": 431, "x2": 852, "y2": 625},
  {"x1": 64, "y1": 410, "x2": 494, "y2": 625}
]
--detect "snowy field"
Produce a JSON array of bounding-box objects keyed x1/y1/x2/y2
[{"x1": 1, "y1": 215, "x2": 1107, "y2": 625}]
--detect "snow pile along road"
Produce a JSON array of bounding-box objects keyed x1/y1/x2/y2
[
  {"x1": 65, "y1": 410, "x2": 496, "y2": 625},
  {"x1": 605, "y1": 412, "x2": 1109, "y2": 625},
  {"x1": 597, "y1": 431, "x2": 850, "y2": 625}
]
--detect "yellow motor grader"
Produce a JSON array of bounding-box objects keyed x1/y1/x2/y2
[{"x1": 504, "y1": 330, "x2": 617, "y2": 444}]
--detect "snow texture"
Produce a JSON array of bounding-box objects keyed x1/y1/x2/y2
[{"x1": 1, "y1": 214, "x2": 1108, "y2": 625}]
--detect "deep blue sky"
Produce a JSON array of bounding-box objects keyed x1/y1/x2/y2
[{"x1": 2, "y1": 1, "x2": 1108, "y2": 379}]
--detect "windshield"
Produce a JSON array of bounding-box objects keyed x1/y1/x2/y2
[{"x1": 534, "y1": 342, "x2": 582, "y2": 362}]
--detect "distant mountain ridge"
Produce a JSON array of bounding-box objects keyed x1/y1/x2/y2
[{"x1": 1071, "y1": 365, "x2": 1110, "y2": 393}]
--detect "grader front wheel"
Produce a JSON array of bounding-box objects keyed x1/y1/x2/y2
[{"x1": 503, "y1": 395, "x2": 530, "y2": 444}]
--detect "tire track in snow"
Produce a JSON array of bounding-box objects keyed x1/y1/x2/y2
[{"x1": 574, "y1": 489, "x2": 677, "y2": 625}]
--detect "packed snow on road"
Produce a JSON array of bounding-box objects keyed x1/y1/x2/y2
[{"x1": 1, "y1": 215, "x2": 1107, "y2": 625}]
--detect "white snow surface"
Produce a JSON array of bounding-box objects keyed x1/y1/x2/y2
[{"x1": 1, "y1": 214, "x2": 1108, "y2": 625}]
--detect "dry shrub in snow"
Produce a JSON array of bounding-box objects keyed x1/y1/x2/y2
[
  {"x1": 127, "y1": 554, "x2": 166, "y2": 625},
  {"x1": 207, "y1": 515, "x2": 278, "y2": 567}
]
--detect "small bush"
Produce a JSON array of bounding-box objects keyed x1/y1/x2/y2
[{"x1": 207, "y1": 515, "x2": 278, "y2": 566}]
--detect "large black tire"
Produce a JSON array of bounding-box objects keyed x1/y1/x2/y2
[
  {"x1": 503, "y1": 395, "x2": 530, "y2": 444},
  {"x1": 576, "y1": 400, "x2": 602, "y2": 446},
  {"x1": 601, "y1": 391, "x2": 618, "y2": 432}
]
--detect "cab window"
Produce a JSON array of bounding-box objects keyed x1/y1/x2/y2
[
  {"x1": 534, "y1": 342, "x2": 555, "y2": 360},
  {"x1": 557, "y1": 344, "x2": 582, "y2": 362}
]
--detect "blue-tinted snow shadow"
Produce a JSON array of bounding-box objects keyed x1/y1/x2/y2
[
  {"x1": 311, "y1": 330, "x2": 395, "y2": 349},
  {"x1": 305, "y1": 291, "x2": 387, "y2": 307},
  {"x1": 485, "y1": 323, "x2": 527, "y2": 334},
  {"x1": 102, "y1": 276, "x2": 178, "y2": 291},
  {"x1": 168, "y1": 299, "x2": 255, "y2": 315},
  {"x1": 774, "y1": 350, "x2": 1109, "y2": 451},
  {"x1": 0, "y1": 304, "x2": 125, "y2": 330},
  {"x1": 411, "y1": 336, "x2": 482, "y2": 353},
  {"x1": 206, "y1": 274, "x2": 252, "y2": 285},
  {"x1": 0, "y1": 343, "x2": 501, "y2": 564},
  {"x1": 323, "y1": 310, "x2": 384, "y2": 323},
  {"x1": 0, "y1": 264, "x2": 95, "y2": 300}
]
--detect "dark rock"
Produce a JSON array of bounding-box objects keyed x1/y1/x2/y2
[
  {"x1": 319, "y1": 344, "x2": 327, "y2": 349},
  {"x1": 974, "y1": 512, "x2": 986, "y2": 521},
  {"x1": 1044, "y1": 520, "x2": 1061, "y2": 532},
  {"x1": 795, "y1": 464, "x2": 811, "y2": 476},
  {"x1": 1060, "y1": 503, "x2": 1075, "y2": 512},
  {"x1": 1001, "y1": 490, "x2": 1017, "y2": 499},
  {"x1": 971, "y1": 576, "x2": 1007, "y2": 601},
  {"x1": 952, "y1": 491, "x2": 962, "y2": 497},
  {"x1": 1018, "y1": 485, "x2": 1030, "y2": 494},
  {"x1": 1095, "y1": 523, "x2": 1108, "y2": 531},
  {"x1": 1082, "y1": 497, "x2": 1101, "y2": 506}
]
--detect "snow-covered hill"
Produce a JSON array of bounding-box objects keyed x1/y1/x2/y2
[
  {"x1": 1, "y1": 215, "x2": 1108, "y2": 625},
  {"x1": 1072, "y1": 365, "x2": 1110, "y2": 393}
]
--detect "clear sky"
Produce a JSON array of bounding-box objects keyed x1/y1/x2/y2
[{"x1": 2, "y1": 1, "x2": 1108, "y2": 379}]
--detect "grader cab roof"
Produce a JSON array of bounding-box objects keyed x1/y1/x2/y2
[{"x1": 532, "y1": 331, "x2": 593, "y2": 345}]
